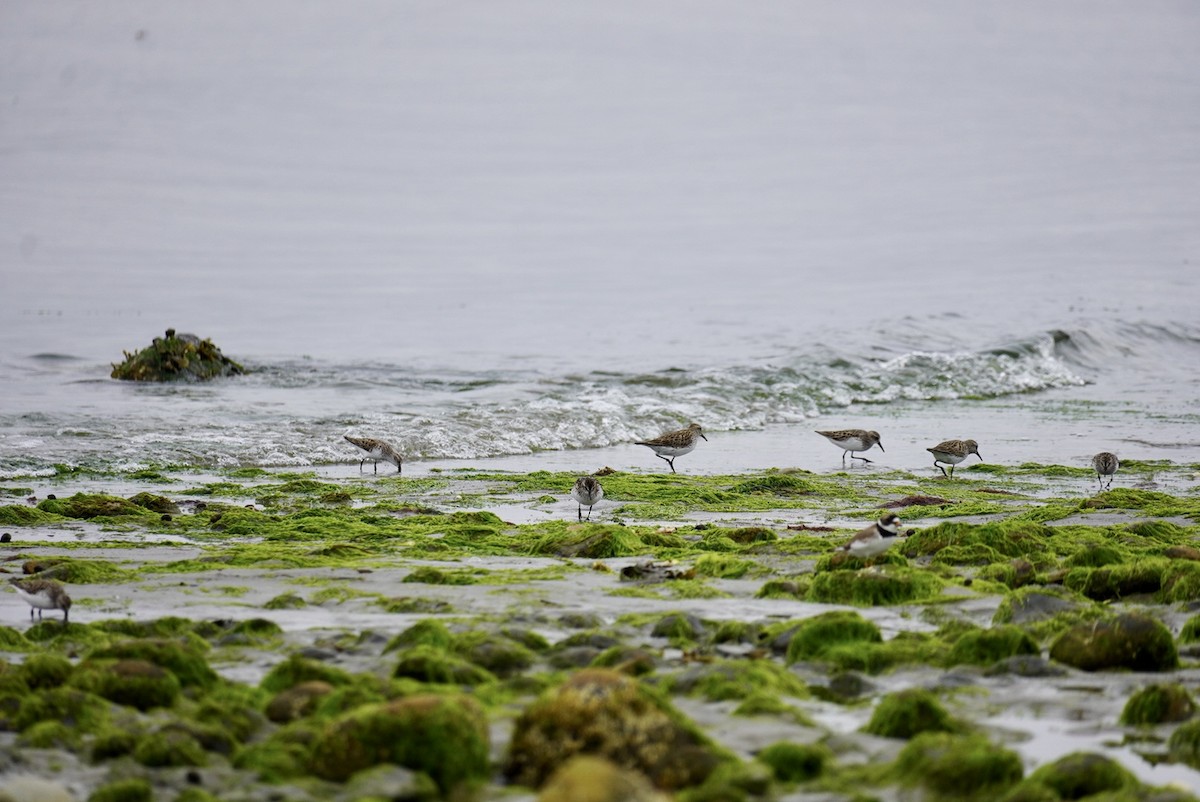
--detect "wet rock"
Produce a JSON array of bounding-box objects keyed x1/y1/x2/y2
[
  {"x1": 994, "y1": 588, "x2": 1083, "y2": 625},
  {"x1": 1121, "y1": 682, "x2": 1196, "y2": 726},
  {"x1": 111, "y1": 330, "x2": 245, "y2": 382},
  {"x1": 1024, "y1": 751, "x2": 1136, "y2": 798},
  {"x1": 506, "y1": 668, "x2": 727, "y2": 791},
  {"x1": 537, "y1": 756, "x2": 669, "y2": 802},
  {"x1": 311, "y1": 693, "x2": 489, "y2": 793},
  {"x1": 341, "y1": 764, "x2": 438, "y2": 802},
  {"x1": 650, "y1": 613, "x2": 706, "y2": 642},
  {"x1": 983, "y1": 655, "x2": 1067, "y2": 678},
  {"x1": 863, "y1": 688, "x2": 961, "y2": 739},
  {"x1": 559, "y1": 612, "x2": 604, "y2": 629},
  {"x1": 549, "y1": 645, "x2": 605, "y2": 669},
  {"x1": 265, "y1": 680, "x2": 335, "y2": 723},
  {"x1": 1049, "y1": 613, "x2": 1178, "y2": 672},
  {"x1": 0, "y1": 777, "x2": 74, "y2": 802}
]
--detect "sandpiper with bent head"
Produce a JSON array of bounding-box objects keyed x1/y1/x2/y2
[
  {"x1": 10, "y1": 577, "x2": 72, "y2": 625},
  {"x1": 927, "y1": 439, "x2": 982, "y2": 478},
  {"x1": 570, "y1": 476, "x2": 604, "y2": 521},
  {"x1": 839, "y1": 514, "x2": 903, "y2": 559},
  {"x1": 1092, "y1": 452, "x2": 1119, "y2": 489},
  {"x1": 344, "y1": 435, "x2": 403, "y2": 474},
  {"x1": 635, "y1": 423, "x2": 707, "y2": 474},
  {"x1": 815, "y1": 429, "x2": 884, "y2": 464}
]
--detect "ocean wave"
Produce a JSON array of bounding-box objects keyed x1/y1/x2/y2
[{"x1": 0, "y1": 320, "x2": 1194, "y2": 470}]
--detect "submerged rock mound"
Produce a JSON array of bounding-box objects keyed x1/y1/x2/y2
[{"x1": 111, "y1": 329, "x2": 244, "y2": 382}]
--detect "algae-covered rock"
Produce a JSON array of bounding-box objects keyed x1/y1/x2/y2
[
  {"x1": 265, "y1": 680, "x2": 335, "y2": 723},
  {"x1": 310, "y1": 693, "x2": 489, "y2": 793},
  {"x1": 15, "y1": 686, "x2": 111, "y2": 734},
  {"x1": 1049, "y1": 613, "x2": 1178, "y2": 672},
  {"x1": 945, "y1": 625, "x2": 1039, "y2": 667},
  {"x1": 384, "y1": 618, "x2": 455, "y2": 653},
  {"x1": 506, "y1": 668, "x2": 727, "y2": 791},
  {"x1": 1120, "y1": 682, "x2": 1196, "y2": 726},
  {"x1": 87, "y1": 778, "x2": 153, "y2": 802},
  {"x1": 392, "y1": 644, "x2": 497, "y2": 685},
  {"x1": 807, "y1": 565, "x2": 944, "y2": 606},
  {"x1": 537, "y1": 755, "x2": 669, "y2": 802},
  {"x1": 756, "y1": 741, "x2": 831, "y2": 783},
  {"x1": 1024, "y1": 751, "x2": 1135, "y2": 797},
  {"x1": 75, "y1": 658, "x2": 181, "y2": 710},
  {"x1": 87, "y1": 638, "x2": 218, "y2": 688},
  {"x1": 17, "y1": 653, "x2": 74, "y2": 689},
  {"x1": 1168, "y1": 719, "x2": 1200, "y2": 769},
  {"x1": 133, "y1": 726, "x2": 208, "y2": 767},
  {"x1": 785, "y1": 611, "x2": 882, "y2": 664},
  {"x1": 1063, "y1": 558, "x2": 1168, "y2": 601},
  {"x1": 259, "y1": 653, "x2": 353, "y2": 694},
  {"x1": 894, "y1": 732, "x2": 1024, "y2": 798},
  {"x1": 38, "y1": 493, "x2": 153, "y2": 520},
  {"x1": 863, "y1": 688, "x2": 962, "y2": 739},
  {"x1": 111, "y1": 329, "x2": 244, "y2": 382},
  {"x1": 127, "y1": 492, "x2": 180, "y2": 515},
  {"x1": 453, "y1": 630, "x2": 536, "y2": 678}
]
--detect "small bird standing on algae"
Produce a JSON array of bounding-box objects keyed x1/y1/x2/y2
[
  {"x1": 570, "y1": 476, "x2": 604, "y2": 521},
  {"x1": 10, "y1": 577, "x2": 72, "y2": 625},
  {"x1": 926, "y1": 439, "x2": 982, "y2": 478},
  {"x1": 635, "y1": 423, "x2": 707, "y2": 474},
  {"x1": 344, "y1": 435, "x2": 403, "y2": 474},
  {"x1": 1092, "y1": 452, "x2": 1119, "y2": 489},
  {"x1": 838, "y1": 513, "x2": 904, "y2": 559}
]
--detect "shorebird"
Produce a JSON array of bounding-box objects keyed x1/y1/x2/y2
[
  {"x1": 635, "y1": 423, "x2": 707, "y2": 474},
  {"x1": 570, "y1": 476, "x2": 604, "y2": 521},
  {"x1": 927, "y1": 439, "x2": 982, "y2": 478},
  {"x1": 815, "y1": 429, "x2": 884, "y2": 464},
  {"x1": 1092, "y1": 452, "x2": 1119, "y2": 489},
  {"x1": 344, "y1": 435, "x2": 403, "y2": 474},
  {"x1": 839, "y1": 514, "x2": 904, "y2": 559},
  {"x1": 9, "y1": 577, "x2": 72, "y2": 625}
]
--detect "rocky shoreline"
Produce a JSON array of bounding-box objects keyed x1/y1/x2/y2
[{"x1": 2, "y1": 460, "x2": 1200, "y2": 801}]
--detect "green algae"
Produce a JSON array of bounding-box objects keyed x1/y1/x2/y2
[
  {"x1": 111, "y1": 330, "x2": 244, "y2": 382},
  {"x1": 1120, "y1": 682, "x2": 1196, "y2": 726},
  {"x1": 785, "y1": 611, "x2": 882, "y2": 663},
  {"x1": 667, "y1": 659, "x2": 808, "y2": 704},
  {"x1": 87, "y1": 637, "x2": 218, "y2": 688},
  {"x1": 864, "y1": 688, "x2": 962, "y2": 739},
  {"x1": 894, "y1": 732, "x2": 1024, "y2": 799},
  {"x1": 0, "y1": 504, "x2": 67, "y2": 525},
  {"x1": 385, "y1": 619, "x2": 455, "y2": 652},
  {"x1": 87, "y1": 779, "x2": 153, "y2": 802},
  {"x1": 1049, "y1": 612, "x2": 1178, "y2": 672},
  {"x1": 1022, "y1": 751, "x2": 1136, "y2": 798},
  {"x1": 807, "y1": 565, "x2": 946, "y2": 606},
  {"x1": 72, "y1": 658, "x2": 181, "y2": 710},
  {"x1": 260, "y1": 653, "x2": 354, "y2": 694},
  {"x1": 263, "y1": 591, "x2": 306, "y2": 610},
  {"x1": 18, "y1": 557, "x2": 133, "y2": 583},
  {"x1": 945, "y1": 625, "x2": 1039, "y2": 667},
  {"x1": 1168, "y1": 719, "x2": 1200, "y2": 770},
  {"x1": 392, "y1": 644, "x2": 498, "y2": 685}
]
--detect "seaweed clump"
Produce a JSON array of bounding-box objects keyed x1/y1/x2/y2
[{"x1": 111, "y1": 329, "x2": 244, "y2": 382}]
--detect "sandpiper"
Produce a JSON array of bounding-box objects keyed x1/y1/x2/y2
[
  {"x1": 344, "y1": 435, "x2": 403, "y2": 474},
  {"x1": 927, "y1": 439, "x2": 982, "y2": 478},
  {"x1": 815, "y1": 429, "x2": 884, "y2": 464},
  {"x1": 1092, "y1": 452, "x2": 1119, "y2": 489},
  {"x1": 635, "y1": 423, "x2": 707, "y2": 474},
  {"x1": 838, "y1": 513, "x2": 904, "y2": 559},
  {"x1": 570, "y1": 476, "x2": 604, "y2": 521},
  {"x1": 10, "y1": 577, "x2": 72, "y2": 625}
]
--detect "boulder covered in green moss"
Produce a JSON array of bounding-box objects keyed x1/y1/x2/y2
[
  {"x1": 1023, "y1": 751, "x2": 1135, "y2": 798},
  {"x1": 310, "y1": 693, "x2": 489, "y2": 794},
  {"x1": 1049, "y1": 613, "x2": 1177, "y2": 672},
  {"x1": 265, "y1": 680, "x2": 335, "y2": 723},
  {"x1": 1120, "y1": 682, "x2": 1196, "y2": 726},
  {"x1": 756, "y1": 741, "x2": 831, "y2": 783},
  {"x1": 537, "y1": 755, "x2": 669, "y2": 802},
  {"x1": 784, "y1": 611, "x2": 882, "y2": 664},
  {"x1": 87, "y1": 637, "x2": 218, "y2": 689},
  {"x1": 506, "y1": 668, "x2": 728, "y2": 791},
  {"x1": 863, "y1": 688, "x2": 962, "y2": 739},
  {"x1": 945, "y1": 625, "x2": 1039, "y2": 667},
  {"x1": 1168, "y1": 719, "x2": 1200, "y2": 769},
  {"x1": 807, "y1": 565, "x2": 943, "y2": 606},
  {"x1": 111, "y1": 329, "x2": 244, "y2": 382},
  {"x1": 894, "y1": 732, "x2": 1024, "y2": 798},
  {"x1": 74, "y1": 658, "x2": 181, "y2": 711}
]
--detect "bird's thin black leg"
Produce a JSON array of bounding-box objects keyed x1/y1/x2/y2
[{"x1": 935, "y1": 463, "x2": 948, "y2": 478}]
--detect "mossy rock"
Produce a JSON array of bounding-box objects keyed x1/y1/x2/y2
[
  {"x1": 91, "y1": 728, "x2": 140, "y2": 762},
  {"x1": 894, "y1": 732, "x2": 1024, "y2": 798},
  {"x1": 37, "y1": 493, "x2": 149, "y2": 519},
  {"x1": 993, "y1": 587, "x2": 1086, "y2": 626},
  {"x1": 864, "y1": 688, "x2": 962, "y2": 739},
  {"x1": 15, "y1": 686, "x2": 111, "y2": 734},
  {"x1": 392, "y1": 644, "x2": 497, "y2": 685},
  {"x1": 19, "y1": 719, "x2": 78, "y2": 749},
  {"x1": 1063, "y1": 559, "x2": 1168, "y2": 601},
  {"x1": 265, "y1": 680, "x2": 335, "y2": 723},
  {"x1": 807, "y1": 565, "x2": 944, "y2": 606},
  {"x1": 1023, "y1": 751, "x2": 1135, "y2": 798},
  {"x1": 667, "y1": 659, "x2": 808, "y2": 703},
  {"x1": 0, "y1": 626, "x2": 31, "y2": 651},
  {"x1": 1181, "y1": 614, "x2": 1200, "y2": 644},
  {"x1": 384, "y1": 619, "x2": 455, "y2": 653},
  {"x1": 1063, "y1": 542, "x2": 1128, "y2": 568},
  {"x1": 111, "y1": 330, "x2": 244, "y2": 382},
  {"x1": 537, "y1": 755, "x2": 667, "y2": 802},
  {"x1": 1168, "y1": 719, "x2": 1200, "y2": 769},
  {"x1": 133, "y1": 726, "x2": 208, "y2": 767},
  {"x1": 232, "y1": 734, "x2": 313, "y2": 782},
  {"x1": 310, "y1": 693, "x2": 489, "y2": 793},
  {"x1": 87, "y1": 778, "x2": 153, "y2": 802},
  {"x1": 453, "y1": 631, "x2": 536, "y2": 678},
  {"x1": 402, "y1": 566, "x2": 476, "y2": 585},
  {"x1": 756, "y1": 741, "x2": 831, "y2": 783},
  {"x1": 75, "y1": 658, "x2": 181, "y2": 711},
  {"x1": 87, "y1": 638, "x2": 217, "y2": 688},
  {"x1": 650, "y1": 613, "x2": 707, "y2": 644},
  {"x1": 1120, "y1": 682, "x2": 1196, "y2": 726},
  {"x1": 263, "y1": 592, "x2": 306, "y2": 610},
  {"x1": 1160, "y1": 561, "x2": 1200, "y2": 603},
  {"x1": 1049, "y1": 613, "x2": 1178, "y2": 672},
  {"x1": 902, "y1": 520, "x2": 1049, "y2": 560},
  {"x1": 506, "y1": 668, "x2": 728, "y2": 791},
  {"x1": 259, "y1": 653, "x2": 353, "y2": 694},
  {"x1": 20, "y1": 556, "x2": 129, "y2": 583},
  {"x1": 17, "y1": 653, "x2": 74, "y2": 689},
  {"x1": 0, "y1": 505, "x2": 68, "y2": 526},
  {"x1": 127, "y1": 492, "x2": 180, "y2": 515},
  {"x1": 945, "y1": 625, "x2": 1039, "y2": 667},
  {"x1": 529, "y1": 527, "x2": 650, "y2": 559},
  {"x1": 977, "y1": 558, "x2": 1038, "y2": 589},
  {"x1": 785, "y1": 611, "x2": 883, "y2": 664}
]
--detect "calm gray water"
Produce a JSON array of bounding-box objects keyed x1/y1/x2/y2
[{"x1": 2, "y1": 2, "x2": 1198, "y2": 476}]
